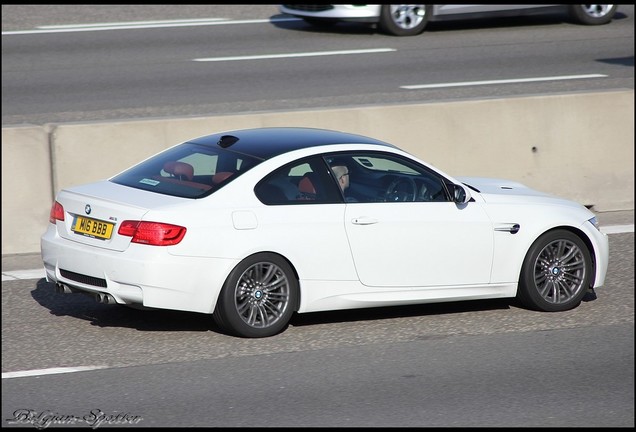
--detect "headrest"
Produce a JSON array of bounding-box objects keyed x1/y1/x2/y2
[
  {"x1": 164, "y1": 161, "x2": 194, "y2": 181},
  {"x1": 299, "y1": 175, "x2": 316, "y2": 195}
]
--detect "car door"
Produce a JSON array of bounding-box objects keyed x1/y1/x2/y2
[
  {"x1": 332, "y1": 152, "x2": 494, "y2": 288},
  {"x1": 345, "y1": 201, "x2": 494, "y2": 287},
  {"x1": 254, "y1": 156, "x2": 357, "y2": 282}
]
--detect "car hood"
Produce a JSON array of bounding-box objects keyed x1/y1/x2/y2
[{"x1": 457, "y1": 176, "x2": 586, "y2": 210}]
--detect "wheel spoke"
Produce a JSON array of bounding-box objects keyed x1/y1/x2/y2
[
  {"x1": 537, "y1": 279, "x2": 554, "y2": 299},
  {"x1": 262, "y1": 300, "x2": 283, "y2": 319},
  {"x1": 246, "y1": 304, "x2": 262, "y2": 326},
  {"x1": 556, "y1": 280, "x2": 569, "y2": 301},
  {"x1": 559, "y1": 245, "x2": 578, "y2": 263},
  {"x1": 564, "y1": 258, "x2": 583, "y2": 270},
  {"x1": 535, "y1": 272, "x2": 548, "y2": 286},
  {"x1": 265, "y1": 276, "x2": 288, "y2": 292},
  {"x1": 265, "y1": 290, "x2": 288, "y2": 302}
]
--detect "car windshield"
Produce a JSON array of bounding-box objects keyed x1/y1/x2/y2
[{"x1": 110, "y1": 142, "x2": 262, "y2": 198}]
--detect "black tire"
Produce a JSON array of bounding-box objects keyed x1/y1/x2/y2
[
  {"x1": 568, "y1": 5, "x2": 617, "y2": 25},
  {"x1": 378, "y1": 5, "x2": 430, "y2": 36},
  {"x1": 213, "y1": 253, "x2": 298, "y2": 338},
  {"x1": 517, "y1": 230, "x2": 593, "y2": 312}
]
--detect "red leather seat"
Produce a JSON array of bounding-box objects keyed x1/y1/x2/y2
[
  {"x1": 212, "y1": 171, "x2": 234, "y2": 185},
  {"x1": 298, "y1": 174, "x2": 318, "y2": 200}
]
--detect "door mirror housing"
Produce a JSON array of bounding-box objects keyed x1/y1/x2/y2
[{"x1": 449, "y1": 183, "x2": 471, "y2": 204}]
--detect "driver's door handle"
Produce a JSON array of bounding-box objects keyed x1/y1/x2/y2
[{"x1": 351, "y1": 217, "x2": 378, "y2": 225}]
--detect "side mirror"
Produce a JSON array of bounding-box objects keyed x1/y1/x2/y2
[{"x1": 450, "y1": 183, "x2": 471, "y2": 204}]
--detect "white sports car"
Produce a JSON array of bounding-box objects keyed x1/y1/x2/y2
[{"x1": 41, "y1": 127, "x2": 609, "y2": 338}]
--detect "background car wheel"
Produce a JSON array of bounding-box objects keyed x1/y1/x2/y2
[
  {"x1": 213, "y1": 253, "x2": 298, "y2": 338},
  {"x1": 568, "y1": 5, "x2": 617, "y2": 25},
  {"x1": 517, "y1": 230, "x2": 593, "y2": 312},
  {"x1": 378, "y1": 5, "x2": 430, "y2": 36}
]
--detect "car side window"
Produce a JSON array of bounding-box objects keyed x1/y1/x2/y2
[
  {"x1": 324, "y1": 152, "x2": 449, "y2": 203},
  {"x1": 255, "y1": 157, "x2": 342, "y2": 205}
]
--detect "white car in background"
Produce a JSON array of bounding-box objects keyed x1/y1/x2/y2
[{"x1": 279, "y1": 4, "x2": 619, "y2": 36}]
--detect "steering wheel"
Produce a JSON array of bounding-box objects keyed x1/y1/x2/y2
[{"x1": 385, "y1": 177, "x2": 417, "y2": 202}]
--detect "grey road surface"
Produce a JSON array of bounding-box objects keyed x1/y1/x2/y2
[
  {"x1": 2, "y1": 5, "x2": 633, "y2": 125},
  {"x1": 3, "y1": 323, "x2": 633, "y2": 427}
]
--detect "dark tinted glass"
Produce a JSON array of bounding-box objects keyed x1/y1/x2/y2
[{"x1": 111, "y1": 143, "x2": 262, "y2": 198}]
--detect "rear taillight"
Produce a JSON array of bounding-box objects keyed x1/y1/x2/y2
[
  {"x1": 49, "y1": 201, "x2": 64, "y2": 223},
  {"x1": 118, "y1": 220, "x2": 186, "y2": 246}
]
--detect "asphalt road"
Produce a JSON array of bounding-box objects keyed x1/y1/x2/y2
[
  {"x1": 2, "y1": 324, "x2": 632, "y2": 427},
  {"x1": 2, "y1": 5, "x2": 634, "y2": 125}
]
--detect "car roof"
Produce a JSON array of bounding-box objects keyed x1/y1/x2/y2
[{"x1": 187, "y1": 127, "x2": 396, "y2": 160}]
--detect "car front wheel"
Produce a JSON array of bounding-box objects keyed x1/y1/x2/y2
[
  {"x1": 213, "y1": 253, "x2": 298, "y2": 338},
  {"x1": 378, "y1": 5, "x2": 430, "y2": 36},
  {"x1": 517, "y1": 230, "x2": 593, "y2": 312}
]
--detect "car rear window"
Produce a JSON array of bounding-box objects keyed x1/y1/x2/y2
[{"x1": 110, "y1": 142, "x2": 262, "y2": 198}]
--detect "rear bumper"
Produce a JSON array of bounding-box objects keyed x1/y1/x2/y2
[{"x1": 41, "y1": 225, "x2": 238, "y2": 314}]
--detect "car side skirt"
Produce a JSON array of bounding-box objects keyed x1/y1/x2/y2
[{"x1": 297, "y1": 280, "x2": 516, "y2": 313}]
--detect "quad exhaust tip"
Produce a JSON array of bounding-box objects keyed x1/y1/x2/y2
[
  {"x1": 55, "y1": 283, "x2": 73, "y2": 294},
  {"x1": 55, "y1": 283, "x2": 116, "y2": 304},
  {"x1": 95, "y1": 292, "x2": 117, "y2": 305}
]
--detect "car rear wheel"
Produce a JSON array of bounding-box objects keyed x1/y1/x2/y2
[
  {"x1": 213, "y1": 253, "x2": 297, "y2": 338},
  {"x1": 378, "y1": 5, "x2": 430, "y2": 36},
  {"x1": 568, "y1": 5, "x2": 617, "y2": 25},
  {"x1": 517, "y1": 230, "x2": 592, "y2": 312}
]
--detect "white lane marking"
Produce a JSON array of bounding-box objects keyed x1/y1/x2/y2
[
  {"x1": 401, "y1": 74, "x2": 608, "y2": 89},
  {"x1": 2, "y1": 268, "x2": 45, "y2": 281},
  {"x1": 39, "y1": 18, "x2": 228, "y2": 28},
  {"x1": 1, "y1": 224, "x2": 632, "y2": 282},
  {"x1": 193, "y1": 48, "x2": 397, "y2": 62},
  {"x1": 601, "y1": 224, "x2": 634, "y2": 234},
  {"x1": 2, "y1": 366, "x2": 108, "y2": 379},
  {"x1": 1, "y1": 17, "x2": 300, "y2": 35}
]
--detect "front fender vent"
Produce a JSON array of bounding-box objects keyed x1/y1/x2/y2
[{"x1": 494, "y1": 223, "x2": 521, "y2": 234}]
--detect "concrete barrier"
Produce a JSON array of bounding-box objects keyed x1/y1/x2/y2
[
  {"x1": 2, "y1": 90, "x2": 633, "y2": 255},
  {"x1": 2, "y1": 125, "x2": 52, "y2": 256}
]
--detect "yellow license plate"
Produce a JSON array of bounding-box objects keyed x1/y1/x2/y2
[{"x1": 73, "y1": 216, "x2": 114, "y2": 240}]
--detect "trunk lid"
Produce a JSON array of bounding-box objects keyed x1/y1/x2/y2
[{"x1": 54, "y1": 180, "x2": 188, "y2": 252}]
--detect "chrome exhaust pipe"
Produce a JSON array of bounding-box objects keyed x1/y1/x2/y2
[
  {"x1": 55, "y1": 283, "x2": 73, "y2": 294},
  {"x1": 95, "y1": 292, "x2": 117, "y2": 305}
]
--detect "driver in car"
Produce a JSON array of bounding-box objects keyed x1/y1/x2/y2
[{"x1": 332, "y1": 165, "x2": 357, "y2": 202}]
